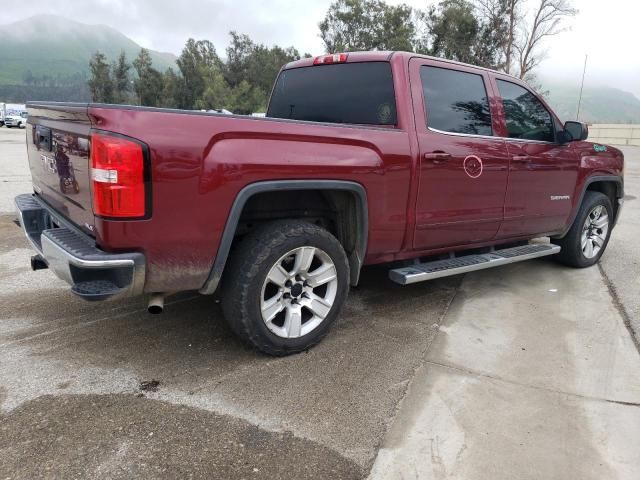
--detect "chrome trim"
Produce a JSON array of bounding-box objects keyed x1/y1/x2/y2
[
  {"x1": 14, "y1": 193, "x2": 145, "y2": 298},
  {"x1": 505, "y1": 137, "x2": 558, "y2": 145},
  {"x1": 40, "y1": 233, "x2": 135, "y2": 286},
  {"x1": 427, "y1": 127, "x2": 500, "y2": 141},
  {"x1": 427, "y1": 126, "x2": 559, "y2": 145},
  {"x1": 389, "y1": 244, "x2": 561, "y2": 285}
]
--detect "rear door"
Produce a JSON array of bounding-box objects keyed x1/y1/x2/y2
[
  {"x1": 26, "y1": 103, "x2": 94, "y2": 234},
  {"x1": 409, "y1": 58, "x2": 510, "y2": 250},
  {"x1": 492, "y1": 79, "x2": 579, "y2": 236}
]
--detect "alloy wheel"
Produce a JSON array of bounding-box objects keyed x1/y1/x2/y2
[
  {"x1": 260, "y1": 246, "x2": 338, "y2": 339},
  {"x1": 581, "y1": 205, "x2": 609, "y2": 259}
]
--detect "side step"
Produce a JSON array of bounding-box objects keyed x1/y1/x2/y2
[{"x1": 389, "y1": 244, "x2": 561, "y2": 285}]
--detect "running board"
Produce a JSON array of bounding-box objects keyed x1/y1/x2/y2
[{"x1": 389, "y1": 244, "x2": 561, "y2": 285}]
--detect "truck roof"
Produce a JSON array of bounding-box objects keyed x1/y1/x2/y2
[{"x1": 284, "y1": 51, "x2": 520, "y2": 81}]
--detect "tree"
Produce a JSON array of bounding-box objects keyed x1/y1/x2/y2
[
  {"x1": 223, "y1": 32, "x2": 301, "y2": 101},
  {"x1": 161, "y1": 68, "x2": 184, "y2": 109},
  {"x1": 319, "y1": 0, "x2": 417, "y2": 53},
  {"x1": 502, "y1": 0, "x2": 522, "y2": 74},
  {"x1": 423, "y1": 0, "x2": 484, "y2": 65},
  {"x1": 133, "y1": 49, "x2": 163, "y2": 106},
  {"x1": 112, "y1": 51, "x2": 132, "y2": 104},
  {"x1": 228, "y1": 81, "x2": 268, "y2": 115},
  {"x1": 473, "y1": 0, "x2": 511, "y2": 70},
  {"x1": 176, "y1": 39, "x2": 222, "y2": 109},
  {"x1": 195, "y1": 68, "x2": 231, "y2": 111},
  {"x1": 88, "y1": 52, "x2": 114, "y2": 103},
  {"x1": 515, "y1": 0, "x2": 577, "y2": 79},
  {"x1": 224, "y1": 32, "x2": 255, "y2": 88}
]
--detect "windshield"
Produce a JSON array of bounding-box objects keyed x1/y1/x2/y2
[{"x1": 267, "y1": 62, "x2": 397, "y2": 126}]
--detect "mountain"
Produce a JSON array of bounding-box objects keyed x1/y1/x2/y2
[
  {"x1": 541, "y1": 81, "x2": 640, "y2": 124},
  {"x1": 0, "y1": 15, "x2": 176, "y2": 101}
]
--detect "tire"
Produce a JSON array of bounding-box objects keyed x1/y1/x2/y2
[
  {"x1": 552, "y1": 191, "x2": 613, "y2": 267},
  {"x1": 221, "y1": 220, "x2": 350, "y2": 356}
]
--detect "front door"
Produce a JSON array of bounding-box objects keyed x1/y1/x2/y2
[
  {"x1": 492, "y1": 78, "x2": 579, "y2": 237},
  {"x1": 409, "y1": 59, "x2": 510, "y2": 250}
]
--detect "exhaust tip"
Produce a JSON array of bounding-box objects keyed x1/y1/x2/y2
[
  {"x1": 148, "y1": 305, "x2": 163, "y2": 314},
  {"x1": 147, "y1": 293, "x2": 165, "y2": 314}
]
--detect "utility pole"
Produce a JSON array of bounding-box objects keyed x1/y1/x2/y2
[{"x1": 576, "y1": 54, "x2": 588, "y2": 121}]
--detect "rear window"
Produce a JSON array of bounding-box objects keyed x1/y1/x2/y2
[{"x1": 267, "y1": 62, "x2": 397, "y2": 126}]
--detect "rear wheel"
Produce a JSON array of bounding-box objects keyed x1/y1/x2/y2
[
  {"x1": 553, "y1": 191, "x2": 613, "y2": 267},
  {"x1": 221, "y1": 220, "x2": 350, "y2": 356}
]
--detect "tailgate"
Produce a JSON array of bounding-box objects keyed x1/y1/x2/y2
[{"x1": 26, "y1": 103, "x2": 94, "y2": 235}]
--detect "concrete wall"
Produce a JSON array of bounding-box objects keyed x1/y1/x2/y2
[{"x1": 587, "y1": 124, "x2": 640, "y2": 146}]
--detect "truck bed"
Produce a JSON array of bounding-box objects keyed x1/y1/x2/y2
[{"x1": 25, "y1": 102, "x2": 413, "y2": 292}]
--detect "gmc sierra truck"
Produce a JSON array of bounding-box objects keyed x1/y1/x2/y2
[{"x1": 15, "y1": 51, "x2": 624, "y2": 355}]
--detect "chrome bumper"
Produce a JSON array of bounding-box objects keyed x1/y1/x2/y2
[{"x1": 14, "y1": 193, "x2": 145, "y2": 301}]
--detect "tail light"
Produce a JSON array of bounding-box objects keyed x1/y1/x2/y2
[
  {"x1": 90, "y1": 132, "x2": 148, "y2": 218},
  {"x1": 313, "y1": 53, "x2": 348, "y2": 65}
]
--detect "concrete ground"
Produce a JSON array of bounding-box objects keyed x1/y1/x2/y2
[{"x1": 0, "y1": 126, "x2": 638, "y2": 479}]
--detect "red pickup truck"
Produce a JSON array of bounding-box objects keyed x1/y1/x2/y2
[{"x1": 15, "y1": 51, "x2": 624, "y2": 355}]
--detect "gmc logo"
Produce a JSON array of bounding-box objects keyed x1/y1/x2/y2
[{"x1": 40, "y1": 154, "x2": 57, "y2": 174}]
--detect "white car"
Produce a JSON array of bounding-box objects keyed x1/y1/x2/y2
[{"x1": 4, "y1": 111, "x2": 28, "y2": 128}]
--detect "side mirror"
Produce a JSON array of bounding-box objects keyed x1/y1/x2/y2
[{"x1": 563, "y1": 121, "x2": 589, "y2": 142}]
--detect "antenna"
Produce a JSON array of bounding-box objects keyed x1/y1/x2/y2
[{"x1": 576, "y1": 54, "x2": 588, "y2": 121}]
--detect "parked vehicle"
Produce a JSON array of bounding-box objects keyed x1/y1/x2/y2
[
  {"x1": 1, "y1": 103, "x2": 27, "y2": 128},
  {"x1": 4, "y1": 110, "x2": 28, "y2": 128},
  {"x1": 15, "y1": 52, "x2": 624, "y2": 355}
]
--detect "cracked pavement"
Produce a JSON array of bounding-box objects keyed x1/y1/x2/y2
[{"x1": 1, "y1": 127, "x2": 639, "y2": 479}]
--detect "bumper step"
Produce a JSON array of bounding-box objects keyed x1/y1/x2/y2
[
  {"x1": 72, "y1": 280, "x2": 127, "y2": 301},
  {"x1": 389, "y1": 244, "x2": 561, "y2": 285},
  {"x1": 15, "y1": 193, "x2": 146, "y2": 300}
]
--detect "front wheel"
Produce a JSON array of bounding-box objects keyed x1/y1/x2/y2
[
  {"x1": 552, "y1": 191, "x2": 613, "y2": 267},
  {"x1": 222, "y1": 220, "x2": 350, "y2": 356}
]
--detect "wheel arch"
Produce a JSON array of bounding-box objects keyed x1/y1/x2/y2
[
  {"x1": 199, "y1": 180, "x2": 368, "y2": 295},
  {"x1": 556, "y1": 175, "x2": 624, "y2": 239}
]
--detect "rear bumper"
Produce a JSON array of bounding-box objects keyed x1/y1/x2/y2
[{"x1": 14, "y1": 193, "x2": 145, "y2": 301}]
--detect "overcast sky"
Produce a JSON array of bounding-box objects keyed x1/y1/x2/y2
[{"x1": 3, "y1": 0, "x2": 639, "y2": 96}]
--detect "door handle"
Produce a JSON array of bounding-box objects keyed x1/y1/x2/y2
[
  {"x1": 424, "y1": 152, "x2": 451, "y2": 163},
  {"x1": 512, "y1": 155, "x2": 531, "y2": 163}
]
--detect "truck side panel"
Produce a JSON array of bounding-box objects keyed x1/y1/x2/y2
[{"x1": 89, "y1": 107, "x2": 414, "y2": 292}]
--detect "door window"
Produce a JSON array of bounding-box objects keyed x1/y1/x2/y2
[
  {"x1": 420, "y1": 66, "x2": 493, "y2": 136},
  {"x1": 496, "y1": 80, "x2": 555, "y2": 142}
]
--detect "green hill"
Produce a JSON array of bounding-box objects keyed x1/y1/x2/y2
[
  {"x1": 542, "y1": 82, "x2": 640, "y2": 124},
  {"x1": 0, "y1": 15, "x2": 176, "y2": 101}
]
